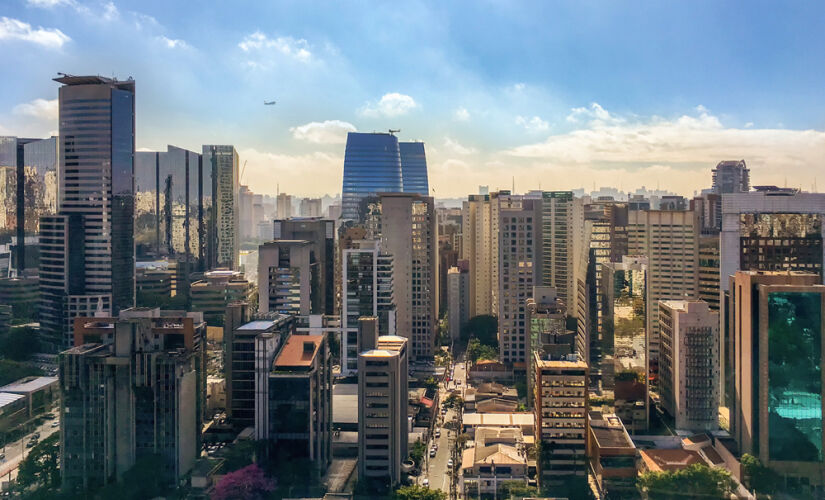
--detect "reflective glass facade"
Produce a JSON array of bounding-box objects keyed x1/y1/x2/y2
[
  {"x1": 767, "y1": 291, "x2": 823, "y2": 462},
  {"x1": 341, "y1": 133, "x2": 402, "y2": 220},
  {"x1": 399, "y1": 141, "x2": 428, "y2": 195},
  {"x1": 202, "y1": 145, "x2": 237, "y2": 269},
  {"x1": 740, "y1": 213, "x2": 823, "y2": 276}
]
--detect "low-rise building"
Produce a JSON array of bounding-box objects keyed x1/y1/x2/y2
[
  {"x1": 462, "y1": 412, "x2": 535, "y2": 439},
  {"x1": 460, "y1": 427, "x2": 535, "y2": 497},
  {"x1": 587, "y1": 411, "x2": 636, "y2": 496},
  {"x1": 190, "y1": 269, "x2": 254, "y2": 326},
  {"x1": 0, "y1": 376, "x2": 58, "y2": 417}
]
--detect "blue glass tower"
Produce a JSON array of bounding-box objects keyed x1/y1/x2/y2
[
  {"x1": 341, "y1": 132, "x2": 403, "y2": 220},
  {"x1": 400, "y1": 142, "x2": 429, "y2": 195}
]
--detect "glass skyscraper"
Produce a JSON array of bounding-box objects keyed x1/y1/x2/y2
[
  {"x1": 341, "y1": 132, "x2": 403, "y2": 220},
  {"x1": 203, "y1": 145, "x2": 238, "y2": 269},
  {"x1": 399, "y1": 141, "x2": 429, "y2": 195}
]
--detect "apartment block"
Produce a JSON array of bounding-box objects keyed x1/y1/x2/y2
[
  {"x1": 189, "y1": 269, "x2": 254, "y2": 326},
  {"x1": 273, "y1": 218, "x2": 335, "y2": 315},
  {"x1": 258, "y1": 240, "x2": 316, "y2": 315},
  {"x1": 447, "y1": 263, "x2": 470, "y2": 340}
]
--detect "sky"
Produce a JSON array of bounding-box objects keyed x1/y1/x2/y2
[{"x1": 1, "y1": 0, "x2": 824, "y2": 198}]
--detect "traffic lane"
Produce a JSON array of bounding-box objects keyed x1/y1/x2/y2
[
  {"x1": 427, "y1": 408, "x2": 455, "y2": 493},
  {"x1": 0, "y1": 418, "x2": 59, "y2": 479}
]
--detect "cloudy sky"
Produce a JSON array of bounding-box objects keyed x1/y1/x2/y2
[{"x1": 1, "y1": 1, "x2": 824, "y2": 197}]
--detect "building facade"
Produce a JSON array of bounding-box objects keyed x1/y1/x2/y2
[
  {"x1": 341, "y1": 132, "x2": 403, "y2": 221},
  {"x1": 399, "y1": 141, "x2": 429, "y2": 195},
  {"x1": 257, "y1": 240, "x2": 315, "y2": 316},
  {"x1": 202, "y1": 145, "x2": 239, "y2": 269},
  {"x1": 447, "y1": 264, "x2": 470, "y2": 341},
  {"x1": 273, "y1": 218, "x2": 335, "y2": 315}
]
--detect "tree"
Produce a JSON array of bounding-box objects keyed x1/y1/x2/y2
[
  {"x1": 424, "y1": 376, "x2": 440, "y2": 393},
  {"x1": 499, "y1": 480, "x2": 539, "y2": 499},
  {"x1": 212, "y1": 464, "x2": 276, "y2": 500},
  {"x1": 96, "y1": 454, "x2": 169, "y2": 500},
  {"x1": 0, "y1": 326, "x2": 40, "y2": 361},
  {"x1": 16, "y1": 434, "x2": 60, "y2": 492},
  {"x1": 410, "y1": 439, "x2": 426, "y2": 468},
  {"x1": 461, "y1": 315, "x2": 498, "y2": 346},
  {"x1": 467, "y1": 338, "x2": 498, "y2": 363},
  {"x1": 637, "y1": 464, "x2": 736, "y2": 499},
  {"x1": 0, "y1": 359, "x2": 43, "y2": 386},
  {"x1": 392, "y1": 484, "x2": 447, "y2": 500},
  {"x1": 741, "y1": 453, "x2": 779, "y2": 495},
  {"x1": 443, "y1": 393, "x2": 464, "y2": 409}
]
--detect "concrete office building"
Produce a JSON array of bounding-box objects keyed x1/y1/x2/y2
[
  {"x1": 628, "y1": 210, "x2": 699, "y2": 364},
  {"x1": 299, "y1": 197, "x2": 323, "y2": 217},
  {"x1": 462, "y1": 194, "x2": 494, "y2": 317},
  {"x1": 189, "y1": 269, "x2": 254, "y2": 326},
  {"x1": 273, "y1": 218, "x2": 335, "y2": 315},
  {"x1": 727, "y1": 271, "x2": 825, "y2": 489},
  {"x1": 447, "y1": 263, "x2": 470, "y2": 341},
  {"x1": 40, "y1": 75, "x2": 136, "y2": 350},
  {"x1": 587, "y1": 411, "x2": 637, "y2": 497},
  {"x1": 60, "y1": 308, "x2": 206, "y2": 491},
  {"x1": 276, "y1": 193, "x2": 293, "y2": 219},
  {"x1": 526, "y1": 287, "x2": 573, "y2": 407},
  {"x1": 341, "y1": 240, "x2": 395, "y2": 375},
  {"x1": 357, "y1": 335, "x2": 409, "y2": 486},
  {"x1": 541, "y1": 191, "x2": 575, "y2": 307},
  {"x1": 202, "y1": 145, "x2": 239, "y2": 269},
  {"x1": 0, "y1": 276, "x2": 39, "y2": 322},
  {"x1": 264, "y1": 333, "x2": 332, "y2": 471},
  {"x1": 497, "y1": 197, "x2": 541, "y2": 364},
  {"x1": 258, "y1": 240, "x2": 315, "y2": 315},
  {"x1": 379, "y1": 193, "x2": 438, "y2": 360},
  {"x1": 658, "y1": 300, "x2": 719, "y2": 431},
  {"x1": 224, "y1": 306, "x2": 295, "y2": 429},
  {"x1": 533, "y1": 354, "x2": 588, "y2": 483},
  {"x1": 698, "y1": 233, "x2": 721, "y2": 310},
  {"x1": 712, "y1": 160, "x2": 750, "y2": 195},
  {"x1": 720, "y1": 190, "x2": 825, "y2": 294}
]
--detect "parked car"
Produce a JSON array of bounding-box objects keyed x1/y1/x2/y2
[
  {"x1": 429, "y1": 448, "x2": 436, "y2": 458},
  {"x1": 50, "y1": 421, "x2": 59, "y2": 428},
  {"x1": 447, "y1": 459, "x2": 453, "y2": 468},
  {"x1": 422, "y1": 478, "x2": 429, "y2": 487},
  {"x1": 434, "y1": 429, "x2": 441, "y2": 438}
]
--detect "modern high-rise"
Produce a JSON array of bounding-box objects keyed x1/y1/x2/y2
[
  {"x1": 189, "y1": 269, "x2": 254, "y2": 326},
  {"x1": 358, "y1": 335, "x2": 409, "y2": 486},
  {"x1": 526, "y1": 287, "x2": 573, "y2": 406},
  {"x1": 628, "y1": 210, "x2": 699, "y2": 365},
  {"x1": 299, "y1": 197, "x2": 323, "y2": 217},
  {"x1": 40, "y1": 75, "x2": 136, "y2": 350},
  {"x1": 541, "y1": 191, "x2": 575, "y2": 307},
  {"x1": 497, "y1": 197, "x2": 541, "y2": 364},
  {"x1": 447, "y1": 263, "x2": 470, "y2": 340},
  {"x1": 720, "y1": 190, "x2": 825, "y2": 294},
  {"x1": 712, "y1": 160, "x2": 750, "y2": 195},
  {"x1": 277, "y1": 193, "x2": 293, "y2": 219},
  {"x1": 134, "y1": 146, "x2": 205, "y2": 267},
  {"x1": 727, "y1": 271, "x2": 825, "y2": 489},
  {"x1": 60, "y1": 308, "x2": 206, "y2": 491},
  {"x1": 265, "y1": 333, "x2": 332, "y2": 472},
  {"x1": 202, "y1": 145, "x2": 239, "y2": 269},
  {"x1": 533, "y1": 354, "x2": 588, "y2": 483},
  {"x1": 258, "y1": 240, "x2": 316, "y2": 315},
  {"x1": 698, "y1": 233, "x2": 721, "y2": 310},
  {"x1": 379, "y1": 193, "x2": 438, "y2": 360},
  {"x1": 462, "y1": 194, "x2": 493, "y2": 317},
  {"x1": 274, "y1": 218, "x2": 335, "y2": 315},
  {"x1": 658, "y1": 300, "x2": 719, "y2": 431},
  {"x1": 399, "y1": 141, "x2": 429, "y2": 195},
  {"x1": 341, "y1": 240, "x2": 395, "y2": 375},
  {"x1": 341, "y1": 132, "x2": 403, "y2": 221}
]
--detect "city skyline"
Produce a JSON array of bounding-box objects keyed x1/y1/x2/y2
[{"x1": 2, "y1": 1, "x2": 825, "y2": 198}]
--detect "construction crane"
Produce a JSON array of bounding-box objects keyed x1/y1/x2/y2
[{"x1": 240, "y1": 160, "x2": 247, "y2": 183}]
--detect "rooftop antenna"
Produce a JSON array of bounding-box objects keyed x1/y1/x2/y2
[
  {"x1": 512, "y1": 176, "x2": 515, "y2": 193},
  {"x1": 389, "y1": 129, "x2": 400, "y2": 135}
]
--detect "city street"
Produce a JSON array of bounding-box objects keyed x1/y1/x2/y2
[{"x1": 0, "y1": 415, "x2": 59, "y2": 483}]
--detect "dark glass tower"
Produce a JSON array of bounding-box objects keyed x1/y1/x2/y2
[
  {"x1": 399, "y1": 141, "x2": 429, "y2": 195},
  {"x1": 341, "y1": 132, "x2": 403, "y2": 220}
]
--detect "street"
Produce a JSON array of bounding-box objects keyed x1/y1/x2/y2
[{"x1": 0, "y1": 415, "x2": 59, "y2": 483}]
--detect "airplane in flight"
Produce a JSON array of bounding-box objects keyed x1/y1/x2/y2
[{"x1": 264, "y1": 100, "x2": 276, "y2": 105}]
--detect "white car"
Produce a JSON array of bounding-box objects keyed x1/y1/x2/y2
[
  {"x1": 422, "y1": 478, "x2": 429, "y2": 487},
  {"x1": 447, "y1": 459, "x2": 453, "y2": 468},
  {"x1": 434, "y1": 429, "x2": 441, "y2": 438},
  {"x1": 430, "y1": 448, "x2": 436, "y2": 457}
]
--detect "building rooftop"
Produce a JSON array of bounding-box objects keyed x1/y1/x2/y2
[
  {"x1": 53, "y1": 74, "x2": 135, "y2": 91},
  {"x1": 639, "y1": 449, "x2": 704, "y2": 472},
  {"x1": 332, "y1": 384, "x2": 358, "y2": 424},
  {"x1": 463, "y1": 412, "x2": 534, "y2": 428},
  {"x1": 0, "y1": 392, "x2": 25, "y2": 409},
  {"x1": 535, "y1": 357, "x2": 587, "y2": 369},
  {"x1": 273, "y1": 335, "x2": 323, "y2": 368},
  {"x1": 589, "y1": 413, "x2": 634, "y2": 450},
  {"x1": 237, "y1": 320, "x2": 278, "y2": 331},
  {"x1": 0, "y1": 376, "x2": 59, "y2": 394},
  {"x1": 360, "y1": 349, "x2": 398, "y2": 358}
]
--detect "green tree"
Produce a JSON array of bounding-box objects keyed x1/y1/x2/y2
[
  {"x1": 499, "y1": 480, "x2": 539, "y2": 499},
  {"x1": 741, "y1": 453, "x2": 779, "y2": 495},
  {"x1": 16, "y1": 434, "x2": 60, "y2": 492},
  {"x1": 392, "y1": 484, "x2": 447, "y2": 500},
  {"x1": 95, "y1": 454, "x2": 169, "y2": 500},
  {"x1": 0, "y1": 325, "x2": 40, "y2": 361},
  {"x1": 410, "y1": 439, "x2": 426, "y2": 468},
  {"x1": 637, "y1": 464, "x2": 736, "y2": 499},
  {"x1": 443, "y1": 393, "x2": 464, "y2": 409},
  {"x1": 424, "y1": 376, "x2": 440, "y2": 393},
  {"x1": 461, "y1": 315, "x2": 498, "y2": 346},
  {"x1": 0, "y1": 359, "x2": 43, "y2": 386},
  {"x1": 467, "y1": 338, "x2": 498, "y2": 363}
]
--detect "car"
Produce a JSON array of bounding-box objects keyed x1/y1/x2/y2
[
  {"x1": 26, "y1": 440, "x2": 36, "y2": 448},
  {"x1": 0, "y1": 452, "x2": 5, "y2": 461},
  {"x1": 32, "y1": 432, "x2": 40, "y2": 439},
  {"x1": 441, "y1": 407, "x2": 448, "y2": 414},
  {"x1": 429, "y1": 448, "x2": 436, "y2": 458},
  {"x1": 456, "y1": 380, "x2": 461, "y2": 386},
  {"x1": 50, "y1": 421, "x2": 59, "y2": 428},
  {"x1": 447, "y1": 459, "x2": 453, "y2": 468},
  {"x1": 422, "y1": 478, "x2": 429, "y2": 487},
  {"x1": 434, "y1": 429, "x2": 441, "y2": 438}
]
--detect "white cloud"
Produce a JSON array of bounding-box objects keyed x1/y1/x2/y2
[
  {"x1": 240, "y1": 148, "x2": 341, "y2": 196},
  {"x1": 101, "y1": 1, "x2": 119, "y2": 21},
  {"x1": 744, "y1": 122, "x2": 754, "y2": 128},
  {"x1": 0, "y1": 16, "x2": 70, "y2": 48},
  {"x1": 566, "y1": 102, "x2": 624, "y2": 126},
  {"x1": 443, "y1": 137, "x2": 476, "y2": 155},
  {"x1": 13, "y1": 98, "x2": 58, "y2": 121},
  {"x1": 453, "y1": 107, "x2": 470, "y2": 121},
  {"x1": 26, "y1": 0, "x2": 74, "y2": 7},
  {"x1": 359, "y1": 93, "x2": 418, "y2": 118},
  {"x1": 511, "y1": 83, "x2": 526, "y2": 92},
  {"x1": 290, "y1": 120, "x2": 356, "y2": 144},
  {"x1": 515, "y1": 115, "x2": 549, "y2": 132},
  {"x1": 158, "y1": 36, "x2": 188, "y2": 49},
  {"x1": 238, "y1": 31, "x2": 312, "y2": 62}
]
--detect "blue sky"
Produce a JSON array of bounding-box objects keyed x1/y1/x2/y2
[{"x1": 2, "y1": 0, "x2": 824, "y2": 196}]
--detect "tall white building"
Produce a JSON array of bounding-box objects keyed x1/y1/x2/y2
[
  {"x1": 462, "y1": 194, "x2": 493, "y2": 317},
  {"x1": 540, "y1": 191, "x2": 575, "y2": 308},
  {"x1": 658, "y1": 300, "x2": 719, "y2": 431},
  {"x1": 447, "y1": 264, "x2": 470, "y2": 340}
]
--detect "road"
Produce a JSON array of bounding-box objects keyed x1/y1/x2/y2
[
  {"x1": 0, "y1": 414, "x2": 59, "y2": 483},
  {"x1": 425, "y1": 350, "x2": 469, "y2": 496}
]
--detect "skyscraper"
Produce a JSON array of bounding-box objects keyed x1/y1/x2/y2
[
  {"x1": 40, "y1": 75, "x2": 136, "y2": 350},
  {"x1": 712, "y1": 160, "x2": 750, "y2": 195},
  {"x1": 274, "y1": 218, "x2": 335, "y2": 315},
  {"x1": 540, "y1": 191, "x2": 574, "y2": 307},
  {"x1": 399, "y1": 141, "x2": 429, "y2": 195},
  {"x1": 203, "y1": 145, "x2": 239, "y2": 269},
  {"x1": 462, "y1": 194, "x2": 493, "y2": 317},
  {"x1": 257, "y1": 240, "x2": 316, "y2": 315},
  {"x1": 341, "y1": 132, "x2": 403, "y2": 220}
]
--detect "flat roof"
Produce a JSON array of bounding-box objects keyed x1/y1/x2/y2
[
  {"x1": 590, "y1": 416, "x2": 634, "y2": 450},
  {"x1": 463, "y1": 413, "x2": 534, "y2": 427},
  {"x1": 0, "y1": 376, "x2": 59, "y2": 394},
  {"x1": 273, "y1": 335, "x2": 323, "y2": 368},
  {"x1": 639, "y1": 449, "x2": 704, "y2": 472},
  {"x1": 0, "y1": 392, "x2": 25, "y2": 409},
  {"x1": 333, "y1": 384, "x2": 358, "y2": 424},
  {"x1": 237, "y1": 320, "x2": 278, "y2": 331}
]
